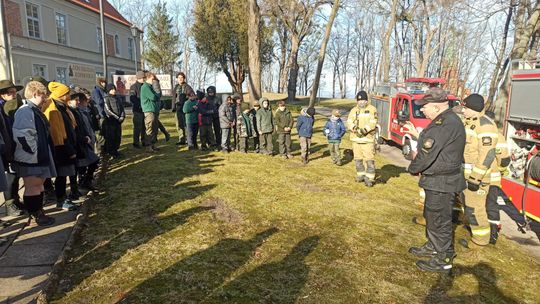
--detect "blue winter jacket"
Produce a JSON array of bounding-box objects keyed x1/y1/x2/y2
[
  {"x1": 296, "y1": 110, "x2": 314, "y2": 138},
  {"x1": 324, "y1": 117, "x2": 346, "y2": 142}
]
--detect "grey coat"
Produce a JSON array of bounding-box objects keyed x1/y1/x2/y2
[{"x1": 219, "y1": 100, "x2": 235, "y2": 129}]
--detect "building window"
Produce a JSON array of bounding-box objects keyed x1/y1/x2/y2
[
  {"x1": 114, "y1": 34, "x2": 120, "y2": 56},
  {"x1": 55, "y1": 13, "x2": 67, "y2": 45},
  {"x1": 32, "y1": 64, "x2": 47, "y2": 77},
  {"x1": 97, "y1": 27, "x2": 103, "y2": 52},
  {"x1": 128, "y1": 38, "x2": 134, "y2": 60},
  {"x1": 56, "y1": 67, "x2": 67, "y2": 84},
  {"x1": 25, "y1": 2, "x2": 40, "y2": 39}
]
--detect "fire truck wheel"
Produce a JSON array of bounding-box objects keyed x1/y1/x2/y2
[{"x1": 403, "y1": 139, "x2": 413, "y2": 160}]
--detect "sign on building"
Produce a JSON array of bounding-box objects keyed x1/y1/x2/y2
[
  {"x1": 68, "y1": 64, "x2": 96, "y2": 91},
  {"x1": 112, "y1": 74, "x2": 172, "y2": 96}
]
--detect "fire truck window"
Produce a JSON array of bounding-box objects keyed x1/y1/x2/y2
[
  {"x1": 413, "y1": 102, "x2": 426, "y2": 119},
  {"x1": 401, "y1": 100, "x2": 410, "y2": 117},
  {"x1": 394, "y1": 99, "x2": 401, "y2": 114}
]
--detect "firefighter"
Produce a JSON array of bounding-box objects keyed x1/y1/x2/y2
[
  {"x1": 347, "y1": 90, "x2": 378, "y2": 187},
  {"x1": 460, "y1": 94, "x2": 499, "y2": 248},
  {"x1": 484, "y1": 111, "x2": 511, "y2": 245},
  {"x1": 406, "y1": 87, "x2": 466, "y2": 273}
]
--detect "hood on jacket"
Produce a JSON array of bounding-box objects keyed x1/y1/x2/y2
[{"x1": 221, "y1": 94, "x2": 231, "y2": 104}]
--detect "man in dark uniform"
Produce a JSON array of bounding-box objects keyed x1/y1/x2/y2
[{"x1": 405, "y1": 87, "x2": 466, "y2": 273}]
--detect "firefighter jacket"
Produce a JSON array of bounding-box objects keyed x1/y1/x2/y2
[
  {"x1": 408, "y1": 108, "x2": 466, "y2": 193},
  {"x1": 347, "y1": 104, "x2": 378, "y2": 144},
  {"x1": 463, "y1": 115, "x2": 500, "y2": 186},
  {"x1": 491, "y1": 131, "x2": 511, "y2": 187}
]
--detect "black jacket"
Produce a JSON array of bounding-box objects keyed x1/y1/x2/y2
[
  {"x1": 104, "y1": 95, "x2": 126, "y2": 122},
  {"x1": 54, "y1": 101, "x2": 77, "y2": 166},
  {"x1": 129, "y1": 82, "x2": 143, "y2": 113},
  {"x1": 172, "y1": 83, "x2": 188, "y2": 112},
  {"x1": 198, "y1": 100, "x2": 214, "y2": 125},
  {"x1": 408, "y1": 108, "x2": 466, "y2": 193}
]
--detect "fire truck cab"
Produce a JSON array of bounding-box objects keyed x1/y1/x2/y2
[
  {"x1": 371, "y1": 77, "x2": 460, "y2": 159},
  {"x1": 501, "y1": 60, "x2": 540, "y2": 223}
]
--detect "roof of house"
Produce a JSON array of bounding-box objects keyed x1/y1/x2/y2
[{"x1": 67, "y1": 0, "x2": 132, "y2": 28}]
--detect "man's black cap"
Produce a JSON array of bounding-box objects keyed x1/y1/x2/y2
[{"x1": 414, "y1": 87, "x2": 448, "y2": 106}]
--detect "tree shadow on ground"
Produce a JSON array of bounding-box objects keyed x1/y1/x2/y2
[
  {"x1": 376, "y1": 164, "x2": 408, "y2": 184},
  {"x1": 55, "y1": 151, "x2": 221, "y2": 297},
  {"x1": 207, "y1": 235, "x2": 320, "y2": 303},
  {"x1": 424, "y1": 262, "x2": 518, "y2": 304},
  {"x1": 117, "y1": 228, "x2": 279, "y2": 303}
]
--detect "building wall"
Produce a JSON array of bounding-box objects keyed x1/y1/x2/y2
[{"x1": 2, "y1": 0, "x2": 140, "y2": 89}]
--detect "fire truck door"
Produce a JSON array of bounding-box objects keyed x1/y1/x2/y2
[{"x1": 390, "y1": 97, "x2": 405, "y2": 140}]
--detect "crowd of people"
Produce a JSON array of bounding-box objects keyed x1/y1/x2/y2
[{"x1": 0, "y1": 71, "x2": 512, "y2": 276}]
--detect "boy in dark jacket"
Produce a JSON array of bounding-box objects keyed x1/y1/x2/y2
[
  {"x1": 324, "y1": 109, "x2": 346, "y2": 165},
  {"x1": 250, "y1": 102, "x2": 260, "y2": 153},
  {"x1": 198, "y1": 95, "x2": 216, "y2": 150},
  {"x1": 238, "y1": 109, "x2": 254, "y2": 153},
  {"x1": 103, "y1": 84, "x2": 125, "y2": 159},
  {"x1": 296, "y1": 107, "x2": 315, "y2": 164},
  {"x1": 183, "y1": 90, "x2": 199, "y2": 150},
  {"x1": 274, "y1": 100, "x2": 294, "y2": 159}
]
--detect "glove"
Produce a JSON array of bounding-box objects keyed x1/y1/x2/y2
[
  {"x1": 467, "y1": 180, "x2": 480, "y2": 192},
  {"x1": 324, "y1": 129, "x2": 330, "y2": 134},
  {"x1": 119, "y1": 117, "x2": 125, "y2": 124}
]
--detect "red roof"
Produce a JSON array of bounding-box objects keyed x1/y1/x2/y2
[{"x1": 67, "y1": 0, "x2": 132, "y2": 27}]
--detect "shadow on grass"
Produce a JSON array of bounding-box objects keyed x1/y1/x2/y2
[
  {"x1": 376, "y1": 164, "x2": 408, "y2": 184},
  {"x1": 55, "y1": 149, "x2": 221, "y2": 298},
  {"x1": 118, "y1": 228, "x2": 279, "y2": 303},
  {"x1": 208, "y1": 235, "x2": 320, "y2": 303},
  {"x1": 425, "y1": 262, "x2": 518, "y2": 303}
]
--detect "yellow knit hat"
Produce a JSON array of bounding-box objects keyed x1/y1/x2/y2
[{"x1": 48, "y1": 82, "x2": 70, "y2": 100}]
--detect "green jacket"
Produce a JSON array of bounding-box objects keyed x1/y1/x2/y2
[
  {"x1": 140, "y1": 83, "x2": 159, "y2": 113},
  {"x1": 256, "y1": 107, "x2": 273, "y2": 134},
  {"x1": 274, "y1": 108, "x2": 293, "y2": 134},
  {"x1": 183, "y1": 99, "x2": 199, "y2": 124}
]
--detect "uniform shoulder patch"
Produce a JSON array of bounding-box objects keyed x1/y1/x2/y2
[
  {"x1": 423, "y1": 138, "x2": 434, "y2": 150},
  {"x1": 435, "y1": 118, "x2": 443, "y2": 125},
  {"x1": 482, "y1": 136, "x2": 492, "y2": 146}
]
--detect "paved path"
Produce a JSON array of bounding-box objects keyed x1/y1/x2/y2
[
  {"x1": 315, "y1": 105, "x2": 540, "y2": 259},
  {"x1": 0, "y1": 192, "x2": 81, "y2": 303}
]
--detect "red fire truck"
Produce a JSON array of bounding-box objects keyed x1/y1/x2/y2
[
  {"x1": 371, "y1": 77, "x2": 460, "y2": 159},
  {"x1": 501, "y1": 60, "x2": 540, "y2": 224}
]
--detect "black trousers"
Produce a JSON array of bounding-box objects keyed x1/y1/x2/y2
[
  {"x1": 104, "y1": 118, "x2": 122, "y2": 155},
  {"x1": 424, "y1": 190, "x2": 456, "y2": 256},
  {"x1": 212, "y1": 117, "x2": 221, "y2": 146},
  {"x1": 487, "y1": 185, "x2": 502, "y2": 243},
  {"x1": 3, "y1": 171, "x2": 20, "y2": 203}
]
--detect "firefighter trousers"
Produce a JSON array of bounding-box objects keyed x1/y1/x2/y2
[
  {"x1": 464, "y1": 184, "x2": 491, "y2": 246},
  {"x1": 486, "y1": 185, "x2": 502, "y2": 244},
  {"x1": 424, "y1": 190, "x2": 456, "y2": 256}
]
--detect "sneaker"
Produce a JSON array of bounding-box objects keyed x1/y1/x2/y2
[
  {"x1": 364, "y1": 180, "x2": 374, "y2": 187},
  {"x1": 56, "y1": 199, "x2": 79, "y2": 211},
  {"x1": 281, "y1": 155, "x2": 288, "y2": 159},
  {"x1": 336, "y1": 160, "x2": 342, "y2": 166},
  {"x1": 355, "y1": 176, "x2": 365, "y2": 183},
  {"x1": 6, "y1": 202, "x2": 25, "y2": 216},
  {"x1": 31, "y1": 210, "x2": 55, "y2": 226},
  {"x1": 408, "y1": 243, "x2": 438, "y2": 258},
  {"x1": 416, "y1": 254, "x2": 454, "y2": 273},
  {"x1": 412, "y1": 216, "x2": 427, "y2": 226},
  {"x1": 287, "y1": 154, "x2": 294, "y2": 158}
]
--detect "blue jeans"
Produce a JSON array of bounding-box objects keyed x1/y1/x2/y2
[{"x1": 221, "y1": 128, "x2": 231, "y2": 150}]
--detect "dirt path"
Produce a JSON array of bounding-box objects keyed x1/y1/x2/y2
[{"x1": 315, "y1": 105, "x2": 540, "y2": 259}]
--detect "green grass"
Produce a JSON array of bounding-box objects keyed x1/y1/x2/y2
[{"x1": 51, "y1": 111, "x2": 540, "y2": 303}]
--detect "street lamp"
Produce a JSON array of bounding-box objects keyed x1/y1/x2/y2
[{"x1": 130, "y1": 25, "x2": 139, "y2": 73}]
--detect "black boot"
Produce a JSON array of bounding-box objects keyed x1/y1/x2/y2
[
  {"x1": 30, "y1": 209, "x2": 55, "y2": 226},
  {"x1": 409, "y1": 242, "x2": 438, "y2": 257},
  {"x1": 489, "y1": 223, "x2": 500, "y2": 245},
  {"x1": 416, "y1": 253, "x2": 455, "y2": 273}
]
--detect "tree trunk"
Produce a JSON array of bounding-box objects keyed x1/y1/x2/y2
[
  {"x1": 487, "y1": 2, "x2": 513, "y2": 107},
  {"x1": 492, "y1": 0, "x2": 540, "y2": 124},
  {"x1": 379, "y1": 0, "x2": 399, "y2": 83},
  {"x1": 309, "y1": 0, "x2": 340, "y2": 107},
  {"x1": 248, "y1": 0, "x2": 262, "y2": 104},
  {"x1": 287, "y1": 34, "x2": 300, "y2": 103},
  {"x1": 277, "y1": 24, "x2": 288, "y2": 94}
]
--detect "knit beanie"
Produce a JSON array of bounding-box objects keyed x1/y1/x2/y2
[
  {"x1": 307, "y1": 107, "x2": 316, "y2": 117},
  {"x1": 48, "y1": 82, "x2": 70, "y2": 100},
  {"x1": 105, "y1": 83, "x2": 116, "y2": 93},
  {"x1": 463, "y1": 94, "x2": 484, "y2": 112},
  {"x1": 356, "y1": 90, "x2": 368, "y2": 101}
]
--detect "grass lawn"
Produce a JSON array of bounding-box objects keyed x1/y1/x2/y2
[{"x1": 52, "y1": 110, "x2": 540, "y2": 303}]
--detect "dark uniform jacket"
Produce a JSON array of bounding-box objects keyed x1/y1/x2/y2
[
  {"x1": 408, "y1": 108, "x2": 466, "y2": 193},
  {"x1": 129, "y1": 82, "x2": 143, "y2": 113}
]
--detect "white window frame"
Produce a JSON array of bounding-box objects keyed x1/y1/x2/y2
[
  {"x1": 25, "y1": 1, "x2": 42, "y2": 39},
  {"x1": 127, "y1": 37, "x2": 134, "y2": 60},
  {"x1": 97, "y1": 26, "x2": 103, "y2": 53},
  {"x1": 32, "y1": 63, "x2": 48, "y2": 78},
  {"x1": 55, "y1": 66, "x2": 68, "y2": 84},
  {"x1": 55, "y1": 12, "x2": 68, "y2": 46},
  {"x1": 114, "y1": 34, "x2": 120, "y2": 56}
]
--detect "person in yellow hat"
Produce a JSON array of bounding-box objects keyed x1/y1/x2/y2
[{"x1": 43, "y1": 82, "x2": 79, "y2": 211}]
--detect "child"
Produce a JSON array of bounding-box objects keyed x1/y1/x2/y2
[
  {"x1": 238, "y1": 108, "x2": 254, "y2": 153},
  {"x1": 274, "y1": 100, "x2": 294, "y2": 159},
  {"x1": 103, "y1": 84, "x2": 125, "y2": 159},
  {"x1": 324, "y1": 109, "x2": 346, "y2": 165},
  {"x1": 296, "y1": 107, "x2": 315, "y2": 164}
]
